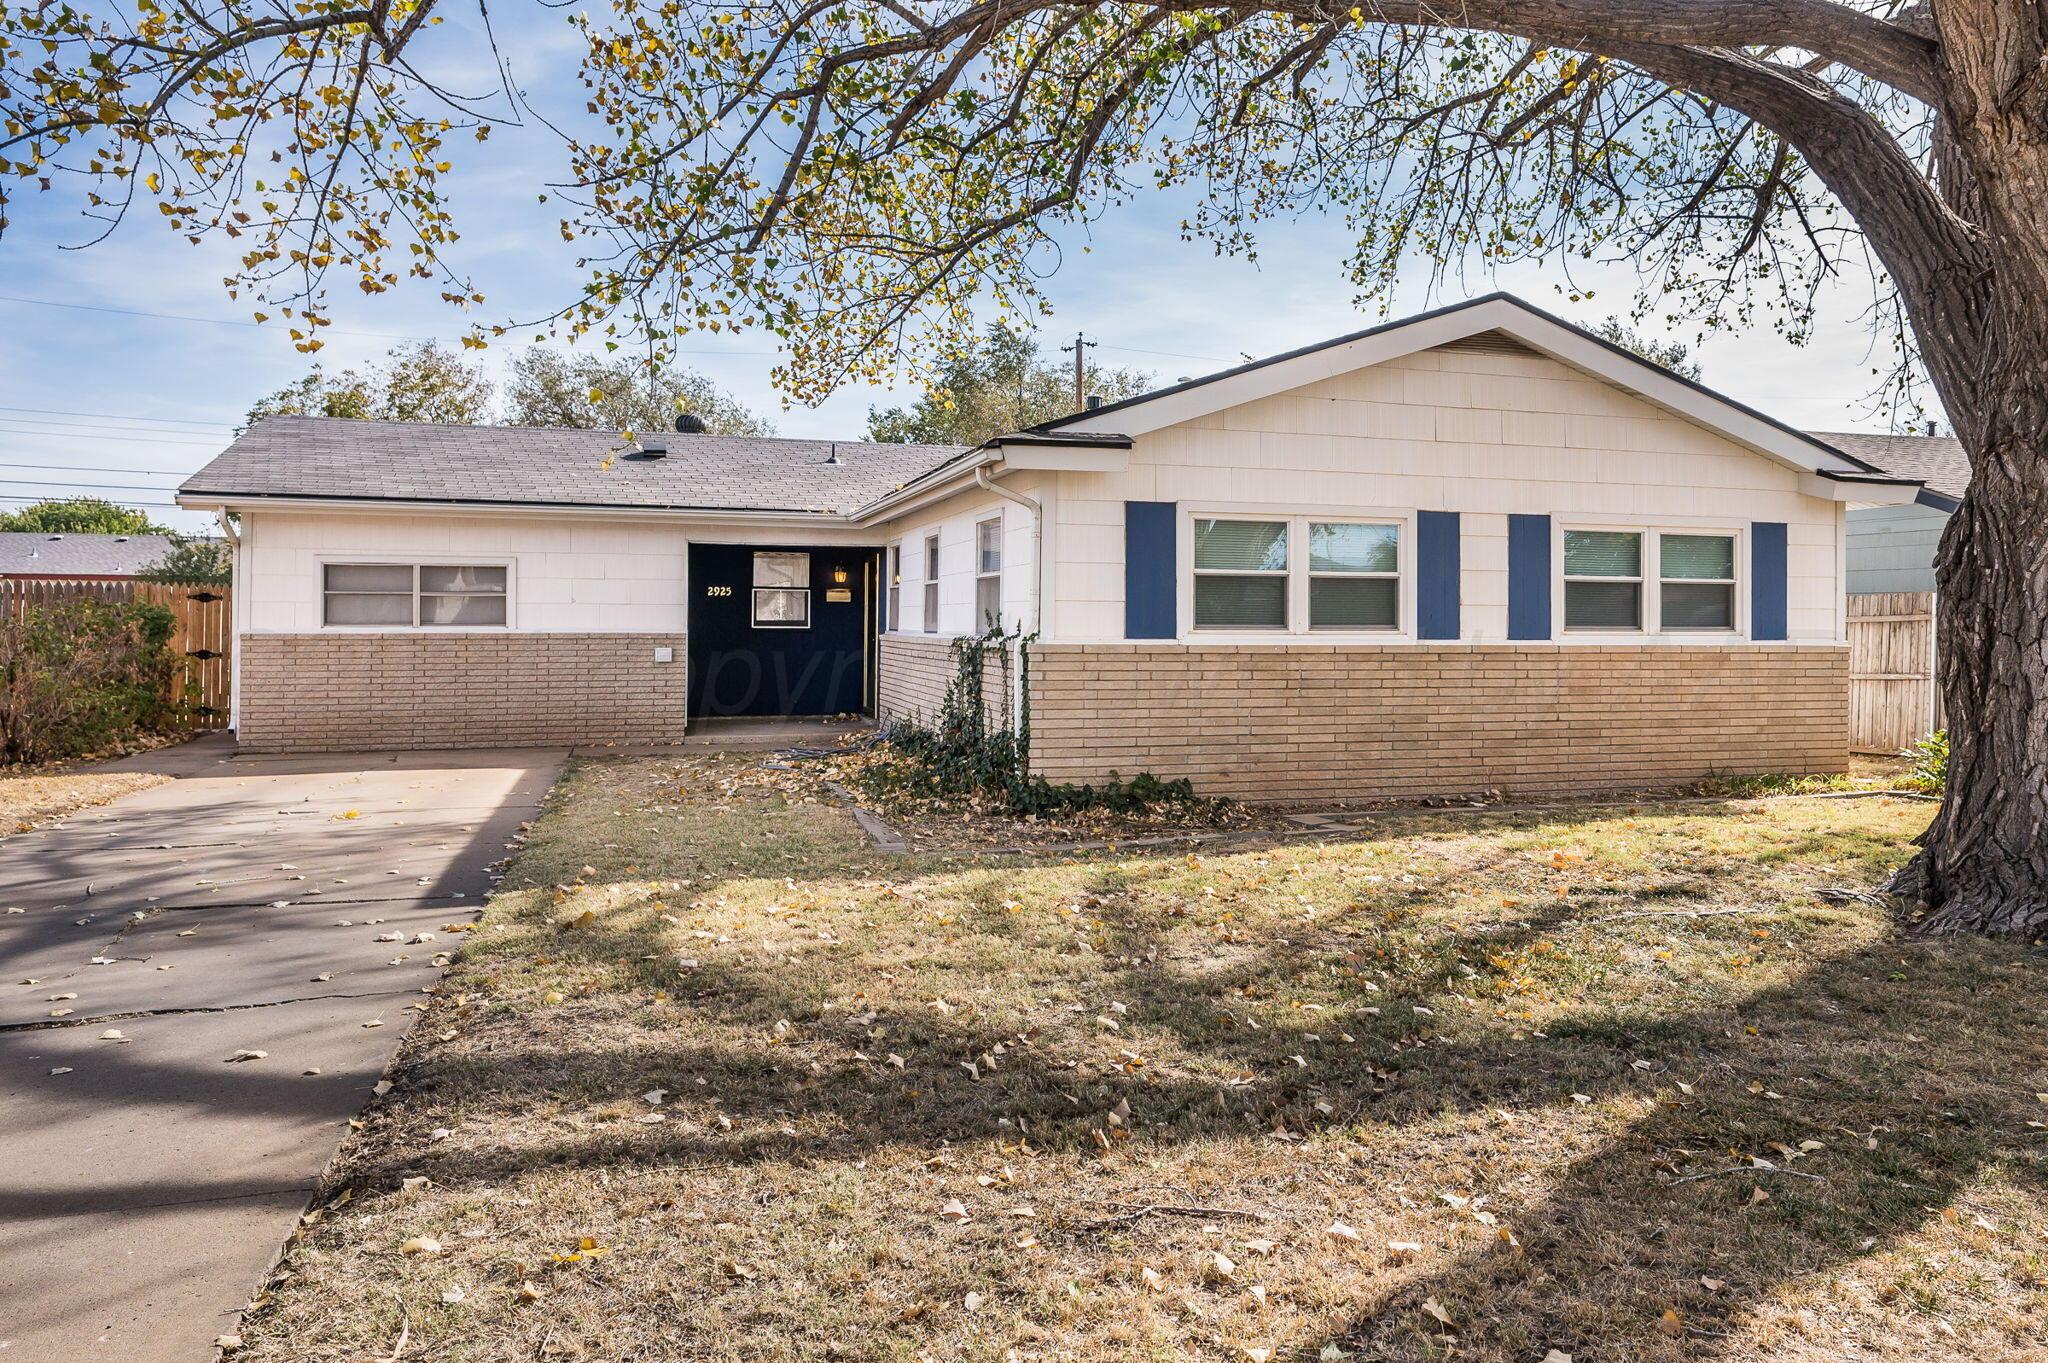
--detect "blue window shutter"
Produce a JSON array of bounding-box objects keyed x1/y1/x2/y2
[
  {"x1": 1507, "y1": 514, "x2": 1552, "y2": 640},
  {"x1": 1751, "y1": 521, "x2": 1788, "y2": 640},
  {"x1": 1416, "y1": 511, "x2": 1461, "y2": 640},
  {"x1": 1124, "y1": 501, "x2": 1177, "y2": 639}
]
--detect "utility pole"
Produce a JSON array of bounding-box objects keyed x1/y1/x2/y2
[{"x1": 1060, "y1": 331, "x2": 1095, "y2": 410}]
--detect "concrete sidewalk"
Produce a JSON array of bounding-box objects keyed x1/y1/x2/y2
[{"x1": 0, "y1": 740, "x2": 566, "y2": 1361}]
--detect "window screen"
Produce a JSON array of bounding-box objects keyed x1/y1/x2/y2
[
  {"x1": 752, "y1": 552, "x2": 810, "y2": 628},
  {"x1": 1563, "y1": 530, "x2": 1643, "y2": 629},
  {"x1": 324, "y1": 563, "x2": 507, "y2": 627},
  {"x1": 1308, "y1": 522, "x2": 1398, "y2": 629},
  {"x1": 1193, "y1": 519, "x2": 1288, "y2": 628},
  {"x1": 975, "y1": 518, "x2": 1002, "y2": 628},
  {"x1": 922, "y1": 534, "x2": 939, "y2": 633},
  {"x1": 1660, "y1": 533, "x2": 1736, "y2": 630}
]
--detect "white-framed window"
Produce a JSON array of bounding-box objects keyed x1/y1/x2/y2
[
  {"x1": 752, "y1": 551, "x2": 810, "y2": 628},
  {"x1": 885, "y1": 545, "x2": 901, "y2": 632},
  {"x1": 1659, "y1": 533, "x2": 1737, "y2": 631},
  {"x1": 1560, "y1": 527, "x2": 1743, "y2": 634},
  {"x1": 1193, "y1": 518, "x2": 1290, "y2": 629},
  {"x1": 1562, "y1": 529, "x2": 1644, "y2": 631},
  {"x1": 1307, "y1": 521, "x2": 1400, "y2": 629},
  {"x1": 1190, "y1": 515, "x2": 1403, "y2": 633},
  {"x1": 322, "y1": 563, "x2": 507, "y2": 627},
  {"x1": 922, "y1": 533, "x2": 939, "y2": 633},
  {"x1": 975, "y1": 516, "x2": 1003, "y2": 629}
]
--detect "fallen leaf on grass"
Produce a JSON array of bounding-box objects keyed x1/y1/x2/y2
[
  {"x1": 1142, "y1": 1266, "x2": 1165, "y2": 1292},
  {"x1": 1326, "y1": 1220, "x2": 1362, "y2": 1243},
  {"x1": 1386, "y1": 1240, "x2": 1422, "y2": 1260},
  {"x1": 1420, "y1": 1297, "x2": 1454, "y2": 1328},
  {"x1": 1657, "y1": 1308, "x2": 1685, "y2": 1336},
  {"x1": 939, "y1": 1199, "x2": 971, "y2": 1223},
  {"x1": 399, "y1": 1236, "x2": 442, "y2": 1256}
]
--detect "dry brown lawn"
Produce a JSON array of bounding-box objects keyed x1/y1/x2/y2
[
  {"x1": 231, "y1": 756, "x2": 2046, "y2": 1362},
  {"x1": 0, "y1": 761, "x2": 170, "y2": 838}
]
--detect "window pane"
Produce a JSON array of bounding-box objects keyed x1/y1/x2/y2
[
  {"x1": 1310, "y1": 577, "x2": 1398, "y2": 628},
  {"x1": 976, "y1": 574, "x2": 1001, "y2": 628},
  {"x1": 1194, "y1": 519, "x2": 1287, "y2": 572},
  {"x1": 420, "y1": 593, "x2": 507, "y2": 626},
  {"x1": 324, "y1": 592, "x2": 411, "y2": 625},
  {"x1": 887, "y1": 585, "x2": 900, "y2": 631},
  {"x1": 1660, "y1": 534, "x2": 1735, "y2": 581},
  {"x1": 1309, "y1": 522, "x2": 1398, "y2": 574},
  {"x1": 977, "y1": 519, "x2": 1002, "y2": 573},
  {"x1": 1565, "y1": 580, "x2": 1641, "y2": 629},
  {"x1": 420, "y1": 564, "x2": 506, "y2": 594},
  {"x1": 925, "y1": 536, "x2": 939, "y2": 580},
  {"x1": 325, "y1": 563, "x2": 412, "y2": 593},
  {"x1": 1194, "y1": 575, "x2": 1287, "y2": 628},
  {"x1": 753, "y1": 587, "x2": 810, "y2": 626},
  {"x1": 1662, "y1": 581, "x2": 1733, "y2": 629},
  {"x1": 923, "y1": 582, "x2": 938, "y2": 632},
  {"x1": 1564, "y1": 530, "x2": 1642, "y2": 578},
  {"x1": 753, "y1": 552, "x2": 809, "y2": 588}
]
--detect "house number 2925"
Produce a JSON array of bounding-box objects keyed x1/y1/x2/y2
[{"x1": 705, "y1": 585, "x2": 732, "y2": 596}]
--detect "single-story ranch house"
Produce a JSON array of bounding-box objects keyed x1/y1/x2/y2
[{"x1": 177, "y1": 294, "x2": 1928, "y2": 801}]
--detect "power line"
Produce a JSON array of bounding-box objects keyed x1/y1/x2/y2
[
  {"x1": 0, "y1": 494, "x2": 184, "y2": 509},
  {"x1": 0, "y1": 413, "x2": 234, "y2": 438},
  {"x1": 0, "y1": 425, "x2": 227, "y2": 448},
  {"x1": 0, "y1": 478, "x2": 191, "y2": 493},
  {"x1": 0, "y1": 460, "x2": 198, "y2": 478},
  {"x1": 0, "y1": 404, "x2": 235, "y2": 428},
  {"x1": 0, "y1": 293, "x2": 439, "y2": 343}
]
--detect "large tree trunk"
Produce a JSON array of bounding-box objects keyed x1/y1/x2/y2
[{"x1": 1891, "y1": 365, "x2": 2048, "y2": 934}]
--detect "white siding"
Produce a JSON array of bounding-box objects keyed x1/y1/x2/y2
[
  {"x1": 239, "y1": 509, "x2": 873, "y2": 634},
  {"x1": 1046, "y1": 342, "x2": 1844, "y2": 644},
  {"x1": 873, "y1": 478, "x2": 1043, "y2": 638}
]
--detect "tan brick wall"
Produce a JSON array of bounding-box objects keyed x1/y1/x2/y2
[
  {"x1": 878, "y1": 634, "x2": 1016, "y2": 729},
  {"x1": 237, "y1": 632, "x2": 688, "y2": 752},
  {"x1": 1026, "y1": 644, "x2": 1848, "y2": 801}
]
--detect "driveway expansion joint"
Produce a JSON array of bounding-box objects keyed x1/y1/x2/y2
[{"x1": 0, "y1": 987, "x2": 428, "y2": 1032}]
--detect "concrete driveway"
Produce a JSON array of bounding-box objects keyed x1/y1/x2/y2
[{"x1": 0, "y1": 738, "x2": 564, "y2": 1361}]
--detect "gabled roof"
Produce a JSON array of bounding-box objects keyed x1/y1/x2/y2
[
  {"x1": 0, "y1": 531, "x2": 178, "y2": 578},
  {"x1": 1033, "y1": 292, "x2": 1915, "y2": 496},
  {"x1": 179, "y1": 416, "x2": 967, "y2": 517},
  {"x1": 1809, "y1": 431, "x2": 1967, "y2": 509}
]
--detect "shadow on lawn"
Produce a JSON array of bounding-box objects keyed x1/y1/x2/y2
[{"x1": 206, "y1": 786, "x2": 2047, "y2": 1358}]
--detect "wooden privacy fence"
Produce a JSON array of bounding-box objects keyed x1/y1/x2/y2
[
  {"x1": 1848, "y1": 590, "x2": 1941, "y2": 754},
  {"x1": 1, "y1": 578, "x2": 232, "y2": 729}
]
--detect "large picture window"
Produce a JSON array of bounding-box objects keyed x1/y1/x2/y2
[
  {"x1": 751, "y1": 551, "x2": 810, "y2": 628},
  {"x1": 323, "y1": 563, "x2": 506, "y2": 627},
  {"x1": 1563, "y1": 530, "x2": 1644, "y2": 630},
  {"x1": 1193, "y1": 518, "x2": 1289, "y2": 628}
]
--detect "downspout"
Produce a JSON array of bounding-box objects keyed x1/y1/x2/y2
[
  {"x1": 216, "y1": 510, "x2": 243, "y2": 735},
  {"x1": 974, "y1": 464, "x2": 1042, "y2": 739}
]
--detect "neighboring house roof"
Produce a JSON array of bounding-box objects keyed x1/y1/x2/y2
[
  {"x1": 1031, "y1": 292, "x2": 1920, "y2": 500},
  {"x1": 1808, "y1": 431, "x2": 1968, "y2": 509},
  {"x1": 179, "y1": 417, "x2": 967, "y2": 517},
  {"x1": 0, "y1": 531, "x2": 177, "y2": 578}
]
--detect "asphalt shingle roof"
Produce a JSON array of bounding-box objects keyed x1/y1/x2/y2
[
  {"x1": 1809, "y1": 431, "x2": 1969, "y2": 501},
  {"x1": 179, "y1": 416, "x2": 969, "y2": 516},
  {"x1": 0, "y1": 532, "x2": 178, "y2": 577}
]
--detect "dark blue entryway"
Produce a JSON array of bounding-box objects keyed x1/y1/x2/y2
[{"x1": 686, "y1": 543, "x2": 879, "y2": 718}]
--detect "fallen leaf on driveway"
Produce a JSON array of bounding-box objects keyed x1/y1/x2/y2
[
  {"x1": 47, "y1": 1067, "x2": 73, "y2": 1076},
  {"x1": 98, "y1": 1029, "x2": 126, "y2": 1042},
  {"x1": 225, "y1": 1049, "x2": 268, "y2": 1063}
]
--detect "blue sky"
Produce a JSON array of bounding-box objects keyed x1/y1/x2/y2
[{"x1": 1, "y1": 9, "x2": 1928, "y2": 535}]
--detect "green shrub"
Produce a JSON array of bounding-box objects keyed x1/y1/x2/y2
[
  {"x1": 1900, "y1": 729, "x2": 1948, "y2": 793},
  {"x1": 0, "y1": 597, "x2": 177, "y2": 763}
]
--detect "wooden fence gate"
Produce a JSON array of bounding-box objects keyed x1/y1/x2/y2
[
  {"x1": 1, "y1": 579, "x2": 232, "y2": 729},
  {"x1": 1848, "y1": 591, "x2": 1941, "y2": 754}
]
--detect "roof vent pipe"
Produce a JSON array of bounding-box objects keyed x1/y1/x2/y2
[
  {"x1": 823, "y1": 442, "x2": 842, "y2": 465},
  {"x1": 1085, "y1": 393, "x2": 1103, "y2": 411},
  {"x1": 675, "y1": 412, "x2": 709, "y2": 434}
]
